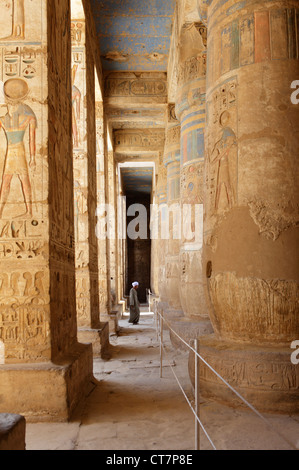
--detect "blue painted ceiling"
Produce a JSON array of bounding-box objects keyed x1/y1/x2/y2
[{"x1": 90, "y1": 0, "x2": 176, "y2": 71}]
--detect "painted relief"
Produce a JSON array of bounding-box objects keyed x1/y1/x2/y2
[
  {"x1": 209, "y1": 272, "x2": 299, "y2": 343},
  {"x1": 210, "y1": 110, "x2": 237, "y2": 211},
  {"x1": 114, "y1": 129, "x2": 165, "y2": 150},
  {"x1": 72, "y1": 65, "x2": 82, "y2": 149},
  {"x1": 181, "y1": 163, "x2": 204, "y2": 206},
  {"x1": 0, "y1": 78, "x2": 37, "y2": 219},
  {"x1": 71, "y1": 21, "x2": 85, "y2": 151},
  {"x1": 104, "y1": 76, "x2": 167, "y2": 98},
  {"x1": 0, "y1": 0, "x2": 50, "y2": 363},
  {"x1": 1, "y1": 0, "x2": 25, "y2": 40},
  {"x1": 181, "y1": 109, "x2": 205, "y2": 165},
  {"x1": 71, "y1": 19, "x2": 92, "y2": 326},
  {"x1": 214, "y1": 8, "x2": 299, "y2": 81},
  {"x1": 205, "y1": 78, "x2": 238, "y2": 239}
]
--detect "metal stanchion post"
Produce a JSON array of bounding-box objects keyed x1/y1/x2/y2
[
  {"x1": 160, "y1": 310, "x2": 163, "y2": 378},
  {"x1": 194, "y1": 339, "x2": 200, "y2": 450},
  {"x1": 156, "y1": 306, "x2": 159, "y2": 341}
]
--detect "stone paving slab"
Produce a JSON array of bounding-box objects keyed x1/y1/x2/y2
[{"x1": 25, "y1": 313, "x2": 299, "y2": 451}]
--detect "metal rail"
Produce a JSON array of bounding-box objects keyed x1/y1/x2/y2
[{"x1": 147, "y1": 289, "x2": 297, "y2": 451}]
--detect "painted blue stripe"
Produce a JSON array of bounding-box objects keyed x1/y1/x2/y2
[
  {"x1": 181, "y1": 109, "x2": 206, "y2": 121},
  {"x1": 181, "y1": 119, "x2": 205, "y2": 132}
]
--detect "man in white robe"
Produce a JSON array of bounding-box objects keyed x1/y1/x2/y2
[{"x1": 129, "y1": 282, "x2": 140, "y2": 324}]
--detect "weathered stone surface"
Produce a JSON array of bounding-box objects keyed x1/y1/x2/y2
[
  {"x1": 195, "y1": 0, "x2": 299, "y2": 412},
  {"x1": 0, "y1": 0, "x2": 93, "y2": 420},
  {"x1": 0, "y1": 413, "x2": 26, "y2": 450},
  {"x1": 0, "y1": 342, "x2": 94, "y2": 422},
  {"x1": 189, "y1": 334, "x2": 299, "y2": 414}
]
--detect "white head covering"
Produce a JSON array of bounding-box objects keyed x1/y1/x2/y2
[{"x1": 132, "y1": 282, "x2": 139, "y2": 287}]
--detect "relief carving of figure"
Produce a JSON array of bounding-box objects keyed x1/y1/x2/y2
[
  {"x1": 210, "y1": 111, "x2": 237, "y2": 211},
  {"x1": 72, "y1": 64, "x2": 81, "y2": 148},
  {"x1": 1, "y1": 0, "x2": 25, "y2": 40},
  {"x1": 0, "y1": 78, "x2": 37, "y2": 219}
]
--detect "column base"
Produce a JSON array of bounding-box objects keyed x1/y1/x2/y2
[
  {"x1": 102, "y1": 307, "x2": 122, "y2": 335},
  {"x1": 0, "y1": 343, "x2": 94, "y2": 422},
  {"x1": 78, "y1": 322, "x2": 111, "y2": 359},
  {"x1": 168, "y1": 316, "x2": 214, "y2": 352},
  {"x1": 158, "y1": 303, "x2": 214, "y2": 351},
  {"x1": 188, "y1": 335, "x2": 299, "y2": 414}
]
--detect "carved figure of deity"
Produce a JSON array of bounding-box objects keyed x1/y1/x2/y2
[
  {"x1": 72, "y1": 64, "x2": 81, "y2": 148},
  {"x1": 210, "y1": 111, "x2": 237, "y2": 211},
  {"x1": 0, "y1": 78, "x2": 37, "y2": 219}
]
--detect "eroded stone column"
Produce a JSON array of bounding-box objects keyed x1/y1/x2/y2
[
  {"x1": 72, "y1": 15, "x2": 108, "y2": 357},
  {"x1": 163, "y1": 122, "x2": 182, "y2": 311},
  {"x1": 175, "y1": 22, "x2": 210, "y2": 321},
  {"x1": 154, "y1": 152, "x2": 168, "y2": 301},
  {"x1": 95, "y1": 100, "x2": 110, "y2": 320},
  {"x1": 72, "y1": 19, "x2": 91, "y2": 330},
  {"x1": 195, "y1": 0, "x2": 299, "y2": 412},
  {"x1": 0, "y1": 0, "x2": 93, "y2": 421}
]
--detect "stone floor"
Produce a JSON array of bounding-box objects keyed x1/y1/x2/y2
[{"x1": 25, "y1": 309, "x2": 299, "y2": 451}]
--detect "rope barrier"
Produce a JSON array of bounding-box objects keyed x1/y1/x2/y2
[{"x1": 147, "y1": 290, "x2": 297, "y2": 451}]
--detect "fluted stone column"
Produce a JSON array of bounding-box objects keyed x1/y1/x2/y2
[
  {"x1": 194, "y1": 0, "x2": 299, "y2": 412},
  {"x1": 0, "y1": 0, "x2": 93, "y2": 420},
  {"x1": 163, "y1": 122, "x2": 182, "y2": 311}
]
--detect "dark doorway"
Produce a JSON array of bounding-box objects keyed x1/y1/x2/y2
[{"x1": 125, "y1": 192, "x2": 151, "y2": 303}]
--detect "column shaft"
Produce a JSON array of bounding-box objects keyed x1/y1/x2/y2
[
  {"x1": 0, "y1": 0, "x2": 93, "y2": 420},
  {"x1": 195, "y1": 0, "x2": 299, "y2": 412}
]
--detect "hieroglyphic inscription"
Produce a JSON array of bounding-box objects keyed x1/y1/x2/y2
[
  {"x1": 104, "y1": 77, "x2": 167, "y2": 98},
  {"x1": 114, "y1": 130, "x2": 165, "y2": 149},
  {"x1": 0, "y1": 269, "x2": 50, "y2": 361}
]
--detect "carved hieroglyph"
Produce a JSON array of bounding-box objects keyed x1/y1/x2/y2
[
  {"x1": 202, "y1": 0, "x2": 299, "y2": 352},
  {"x1": 95, "y1": 101, "x2": 109, "y2": 314},
  {"x1": 174, "y1": 21, "x2": 209, "y2": 319},
  {"x1": 0, "y1": 0, "x2": 50, "y2": 362},
  {"x1": 72, "y1": 19, "x2": 93, "y2": 328},
  {"x1": 163, "y1": 122, "x2": 181, "y2": 309}
]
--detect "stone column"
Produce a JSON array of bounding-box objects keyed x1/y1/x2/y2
[
  {"x1": 155, "y1": 153, "x2": 168, "y2": 303},
  {"x1": 107, "y1": 150, "x2": 118, "y2": 305},
  {"x1": 175, "y1": 23, "x2": 211, "y2": 322},
  {"x1": 0, "y1": 0, "x2": 93, "y2": 420},
  {"x1": 72, "y1": 17, "x2": 108, "y2": 357},
  {"x1": 163, "y1": 122, "x2": 182, "y2": 311},
  {"x1": 195, "y1": 0, "x2": 299, "y2": 412},
  {"x1": 95, "y1": 101, "x2": 110, "y2": 321}
]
